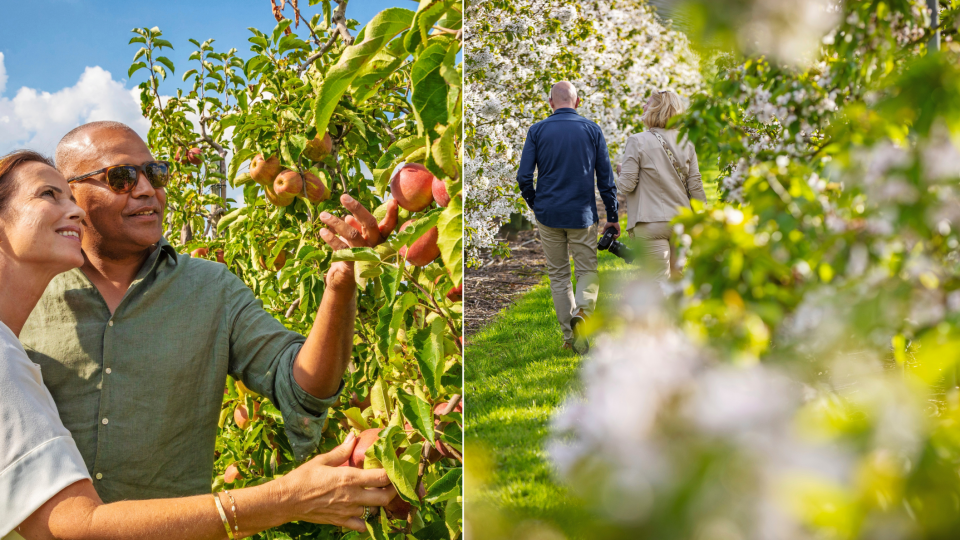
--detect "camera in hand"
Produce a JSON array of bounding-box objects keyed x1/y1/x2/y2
[{"x1": 597, "y1": 228, "x2": 634, "y2": 263}]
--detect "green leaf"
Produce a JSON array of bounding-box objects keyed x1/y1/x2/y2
[
  {"x1": 132, "y1": 47, "x2": 148, "y2": 63},
  {"x1": 379, "y1": 262, "x2": 402, "y2": 300},
  {"x1": 153, "y1": 38, "x2": 174, "y2": 50},
  {"x1": 343, "y1": 407, "x2": 370, "y2": 430},
  {"x1": 428, "y1": 122, "x2": 459, "y2": 181},
  {"x1": 373, "y1": 425, "x2": 420, "y2": 505},
  {"x1": 331, "y1": 247, "x2": 381, "y2": 263},
  {"x1": 375, "y1": 291, "x2": 417, "y2": 360},
  {"x1": 445, "y1": 498, "x2": 462, "y2": 540},
  {"x1": 370, "y1": 378, "x2": 390, "y2": 416},
  {"x1": 339, "y1": 109, "x2": 368, "y2": 140},
  {"x1": 425, "y1": 468, "x2": 462, "y2": 503},
  {"x1": 413, "y1": 317, "x2": 445, "y2": 398},
  {"x1": 404, "y1": 0, "x2": 456, "y2": 54},
  {"x1": 392, "y1": 209, "x2": 442, "y2": 251},
  {"x1": 313, "y1": 8, "x2": 415, "y2": 136},
  {"x1": 181, "y1": 68, "x2": 198, "y2": 82},
  {"x1": 228, "y1": 148, "x2": 257, "y2": 181},
  {"x1": 349, "y1": 50, "x2": 404, "y2": 106},
  {"x1": 365, "y1": 519, "x2": 389, "y2": 540},
  {"x1": 129, "y1": 36, "x2": 147, "y2": 45},
  {"x1": 397, "y1": 390, "x2": 435, "y2": 444},
  {"x1": 156, "y1": 56, "x2": 176, "y2": 75},
  {"x1": 128, "y1": 62, "x2": 147, "y2": 78},
  {"x1": 437, "y1": 195, "x2": 462, "y2": 287},
  {"x1": 217, "y1": 208, "x2": 243, "y2": 233},
  {"x1": 410, "y1": 42, "x2": 449, "y2": 137}
]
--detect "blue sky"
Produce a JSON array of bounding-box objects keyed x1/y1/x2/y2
[
  {"x1": 0, "y1": 0, "x2": 415, "y2": 94},
  {"x1": 0, "y1": 0, "x2": 418, "y2": 157}
]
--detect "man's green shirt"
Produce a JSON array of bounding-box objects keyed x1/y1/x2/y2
[{"x1": 20, "y1": 239, "x2": 341, "y2": 503}]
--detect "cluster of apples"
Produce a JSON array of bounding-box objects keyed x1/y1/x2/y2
[
  {"x1": 338, "y1": 397, "x2": 463, "y2": 519},
  {"x1": 390, "y1": 163, "x2": 456, "y2": 267},
  {"x1": 175, "y1": 147, "x2": 203, "y2": 165},
  {"x1": 247, "y1": 133, "x2": 334, "y2": 207},
  {"x1": 189, "y1": 247, "x2": 226, "y2": 264}
]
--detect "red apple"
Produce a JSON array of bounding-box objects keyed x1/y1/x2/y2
[
  {"x1": 250, "y1": 154, "x2": 281, "y2": 185},
  {"x1": 390, "y1": 163, "x2": 435, "y2": 212},
  {"x1": 264, "y1": 183, "x2": 295, "y2": 207},
  {"x1": 215, "y1": 249, "x2": 226, "y2": 264},
  {"x1": 303, "y1": 132, "x2": 333, "y2": 162},
  {"x1": 385, "y1": 483, "x2": 426, "y2": 520},
  {"x1": 398, "y1": 222, "x2": 440, "y2": 267},
  {"x1": 432, "y1": 177, "x2": 451, "y2": 207},
  {"x1": 258, "y1": 250, "x2": 289, "y2": 271},
  {"x1": 446, "y1": 283, "x2": 462, "y2": 302},
  {"x1": 349, "y1": 392, "x2": 372, "y2": 411},
  {"x1": 301, "y1": 171, "x2": 330, "y2": 203},
  {"x1": 186, "y1": 147, "x2": 202, "y2": 165},
  {"x1": 433, "y1": 400, "x2": 463, "y2": 461},
  {"x1": 234, "y1": 402, "x2": 261, "y2": 429},
  {"x1": 190, "y1": 247, "x2": 209, "y2": 258},
  {"x1": 338, "y1": 428, "x2": 381, "y2": 468},
  {"x1": 274, "y1": 170, "x2": 303, "y2": 200},
  {"x1": 224, "y1": 463, "x2": 241, "y2": 483}
]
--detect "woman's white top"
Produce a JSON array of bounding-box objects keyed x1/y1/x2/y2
[{"x1": 0, "y1": 320, "x2": 89, "y2": 538}]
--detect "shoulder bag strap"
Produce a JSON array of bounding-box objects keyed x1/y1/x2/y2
[{"x1": 651, "y1": 130, "x2": 689, "y2": 195}]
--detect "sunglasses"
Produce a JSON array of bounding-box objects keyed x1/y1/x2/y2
[{"x1": 67, "y1": 161, "x2": 171, "y2": 194}]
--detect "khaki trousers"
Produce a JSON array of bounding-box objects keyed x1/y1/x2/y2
[
  {"x1": 537, "y1": 221, "x2": 600, "y2": 343},
  {"x1": 628, "y1": 221, "x2": 674, "y2": 279}
]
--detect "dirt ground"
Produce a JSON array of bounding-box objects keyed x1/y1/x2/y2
[{"x1": 464, "y1": 229, "x2": 547, "y2": 337}]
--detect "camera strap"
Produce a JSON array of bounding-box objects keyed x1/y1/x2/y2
[{"x1": 651, "y1": 131, "x2": 689, "y2": 195}]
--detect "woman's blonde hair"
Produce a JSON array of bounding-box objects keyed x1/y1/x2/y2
[{"x1": 641, "y1": 90, "x2": 684, "y2": 129}]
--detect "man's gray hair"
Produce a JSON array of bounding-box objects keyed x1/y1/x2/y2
[
  {"x1": 55, "y1": 121, "x2": 140, "y2": 177},
  {"x1": 550, "y1": 82, "x2": 578, "y2": 106}
]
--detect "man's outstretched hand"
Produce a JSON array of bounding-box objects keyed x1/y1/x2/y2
[{"x1": 318, "y1": 195, "x2": 399, "y2": 288}]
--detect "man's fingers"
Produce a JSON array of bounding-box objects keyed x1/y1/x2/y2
[
  {"x1": 314, "y1": 432, "x2": 357, "y2": 466},
  {"x1": 344, "y1": 215, "x2": 364, "y2": 234},
  {"x1": 341, "y1": 194, "x2": 380, "y2": 244},
  {"x1": 318, "y1": 228, "x2": 350, "y2": 251},
  {"x1": 319, "y1": 212, "x2": 363, "y2": 246},
  {"x1": 377, "y1": 199, "x2": 399, "y2": 237}
]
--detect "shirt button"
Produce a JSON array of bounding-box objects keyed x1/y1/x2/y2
[
  {"x1": 108, "y1": 320, "x2": 114, "y2": 326},
  {"x1": 95, "y1": 473, "x2": 103, "y2": 480},
  {"x1": 105, "y1": 368, "x2": 112, "y2": 374},
  {"x1": 102, "y1": 418, "x2": 109, "y2": 425}
]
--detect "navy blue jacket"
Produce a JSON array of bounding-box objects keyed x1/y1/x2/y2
[{"x1": 516, "y1": 108, "x2": 618, "y2": 229}]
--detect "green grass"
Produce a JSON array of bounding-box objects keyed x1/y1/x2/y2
[{"x1": 465, "y1": 250, "x2": 629, "y2": 529}]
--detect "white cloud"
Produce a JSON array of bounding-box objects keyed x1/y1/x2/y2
[
  {"x1": 0, "y1": 53, "x2": 149, "y2": 159},
  {"x1": 0, "y1": 53, "x2": 7, "y2": 95}
]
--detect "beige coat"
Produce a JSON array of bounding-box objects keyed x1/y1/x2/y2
[{"x1": 617, "y1": 127, "x2": 706, "y2": 229}]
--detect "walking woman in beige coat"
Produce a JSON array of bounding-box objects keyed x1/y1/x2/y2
[{"x1": 617, "y1": 90, "x2": 706, "y2": 278}]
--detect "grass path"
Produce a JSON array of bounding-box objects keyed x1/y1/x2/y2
[{"x1": 464, "y1": 250, "x2": 629, "y2": 530}]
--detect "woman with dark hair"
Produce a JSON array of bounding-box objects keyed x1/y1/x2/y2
[{"x1": 0, "y1": 150, "x2": 396, "y2": 540}]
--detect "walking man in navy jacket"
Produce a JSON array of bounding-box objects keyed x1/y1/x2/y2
[{"x1": 516, "y1": 81, "x2": 619, "y2": 353}]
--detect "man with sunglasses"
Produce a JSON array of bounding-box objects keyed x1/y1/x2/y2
[{"x1": 19, "y1": 121, "x2": 400, "y2": 505}]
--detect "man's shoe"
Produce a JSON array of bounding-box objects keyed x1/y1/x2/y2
[{"x1": 570, "y1": 310, "x2": 589, "y2": 355}]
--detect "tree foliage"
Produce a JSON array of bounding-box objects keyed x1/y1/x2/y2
[{"x1": 130, "y1": 1, "x2": 463, "y2": 538}]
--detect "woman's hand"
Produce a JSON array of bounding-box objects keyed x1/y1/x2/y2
[{"x1": 276, "y1": 433, "x2": 398, "y2": 532}]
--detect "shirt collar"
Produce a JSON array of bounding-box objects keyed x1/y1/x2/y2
[{"x1": 551, "y1": 107, "x2": 579, "y2": 116}]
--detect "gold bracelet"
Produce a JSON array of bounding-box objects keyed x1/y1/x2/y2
[
  {"x1": 213, "y1": 493, "x2": 235, "y2": 540},
  {"x1": 224, "y1": 489, "x2": 241, "y2": 537}
]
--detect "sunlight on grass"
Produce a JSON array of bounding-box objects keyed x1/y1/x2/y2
[{"x1": 465, "y1": 251, "x2": 630, "y2": 527}]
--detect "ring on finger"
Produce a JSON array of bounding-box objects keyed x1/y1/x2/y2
[{"x1": 362, "y1": 506, "x2": 374, "y2": 521}]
